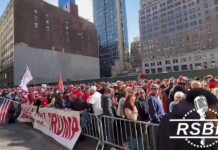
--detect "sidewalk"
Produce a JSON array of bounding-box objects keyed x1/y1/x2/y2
[{"x1": 0, "y1": 122, "x2": 98, "y2": 150}]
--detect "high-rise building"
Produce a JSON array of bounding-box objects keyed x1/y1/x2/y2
[
  {"x1": 130, "y1": 37, "x2": 142, "y2": 69},
  {"x1": 59, "y1": 0, "x2": 76, "y2": 12},
  {"x1": 140, "y1": 0, "x2": 218, "y2": 74},
  {"x1": 0, "y1": 0, "x2": 99, "y2": 86},
  {"x1": 93, "y1": 0, "x2": 129, "y2": 77}
]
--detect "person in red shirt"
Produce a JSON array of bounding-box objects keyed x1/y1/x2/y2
[
  {"x1": 76, "y1": 87, "x2": 83, "y2": 98},
  {"x1": 41, "y1": 93, "x2": 48, "y2": 107},
  {"x1": 83, "y1": 88, "x2": 90, "y2": 102},
  {"x1": 21, "y1": 95, "x2": 30, "y2": 104}
]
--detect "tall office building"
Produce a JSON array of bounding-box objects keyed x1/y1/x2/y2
[
  {"x1": 140, "y1": 0, "x2": 218, "y2": 74},
  {"x1": 93, "y1": 0, "x2": 129, "y2": 77},
  {"x1": 130, "y1": 37, "x2": 142, "y2": 69},
  {"x1": 0, "y1": 0, "x2": 99, "y2": 86}
]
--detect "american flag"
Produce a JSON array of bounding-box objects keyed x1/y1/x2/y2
[{"x1": 0, "y1": 98, "x2": 12, "y2": 124}]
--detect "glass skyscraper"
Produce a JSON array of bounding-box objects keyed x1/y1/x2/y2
[
  {"x1": 59, "y1": 0, "x2": 75, "y2": 11},
  {"x1": 93, "y1": 0, "x2": 129, "y2": 77}
]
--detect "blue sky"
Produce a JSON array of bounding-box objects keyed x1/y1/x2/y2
[{"x1": 0, "y1": 0, "x2": 140, "y2": 45}]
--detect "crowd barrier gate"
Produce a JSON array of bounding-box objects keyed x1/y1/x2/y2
[
  {"x1": 0, "y1": 97, "x2": 159, "y2": 150},
  {"x1": 81, "y1": 113, "x2": 159, "y2": 150}
]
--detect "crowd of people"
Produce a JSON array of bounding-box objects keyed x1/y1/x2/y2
[{"x1": 1, "y1": 74, "x2": 218, "y2": 149}]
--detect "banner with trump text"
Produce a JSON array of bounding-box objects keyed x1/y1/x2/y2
[{"x1": 18, "y1": 105, "x2": 81, "y2": 150}]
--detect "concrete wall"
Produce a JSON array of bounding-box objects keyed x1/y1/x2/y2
[{"x1": 14, "y1": 44, "x2": 100, "y2": 85}]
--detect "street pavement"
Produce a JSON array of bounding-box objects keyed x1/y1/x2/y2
[{"x1": 0, "y1": 122, "x2": 98, "y2": 150}]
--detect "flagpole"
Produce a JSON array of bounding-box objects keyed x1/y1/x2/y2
[{"x1": 33, "y1": 78, "x2": 36, "y2": 87}]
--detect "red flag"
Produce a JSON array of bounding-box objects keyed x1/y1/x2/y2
[
  {"x1": 57, "y1": 73, "x2": 64, "y2": 93},
  {"x1": 138, "y1": 71, "x2": 145, "y2": 79},
  {"x1": 0, "y1": 98, "x2": 12, "y2": 124}
]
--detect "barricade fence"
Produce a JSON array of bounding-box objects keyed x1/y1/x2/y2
[
  {"x1": 81, "y1": 113, "x2": 159, "y2": 150},
  {"x1": 80, "y1": 112, "x2": 102, "y2": 149},
  {"x1": 0, "y1": 97, "x2": 159, "y2": 150}
]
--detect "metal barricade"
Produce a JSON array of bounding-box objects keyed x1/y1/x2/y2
[
  {"x1": 80, "y1": 112, "x2": 102, "y2": 150},
  {"x1": 99, "y1": 115, "x2": 159, "y2": 150}
]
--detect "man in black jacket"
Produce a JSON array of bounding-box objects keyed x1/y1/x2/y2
[
  {"x1": 159, "y1": 88, "x2": 218, "y2": 150},
  {"x1": 101, "y1": 86, "x2": 115, "y2": 150},
  {"x1": 101, "y1": 86, "x2": 114, "y2": 116},
  {"x1": 168, "y1": 76, "x2": 188, "y2": 104},
  {"x1": 136, "y1": 88, "x2": 149, "y2": 121}
]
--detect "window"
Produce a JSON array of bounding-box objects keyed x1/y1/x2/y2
[
  {"x1": 34, "y1": 22, "x2": 38, "y2": 29},
  {"x1": 173, "y1": 59, "x2": 178, "y2": 64},
  {"x1": 197, "y1": 11, "x2": 201, "y2": 16},
  {"x1": 46, "y1": 20, "x2": 49, "y2": 24},
  {"x1": 144, "y1": 63, "x2": 149, "y2": 67},
  {"x1": 205, "y1": 3, "x2": 209, "y2": 8},
  {"x1": 181, "y1": 65, "x2": 188, "y2": 70},
  {"x1": 210, "y1": 53, "x2": 214, "y2": 59},
  {"x1": 203, "y1": 62, "x2": 207, "y2": 69},
  {"x1": 157, "y1": 68, "x2": 163, "y2": 73},
  {"x1": 145, "y1": 69, "x2": 150, "y2": 74},
  {"x1": 195, "y1": 63, "x2": 202, "y2": 69},
  {"x1": 203, "y1": 54, "x2": 207, "y2": 59},
  {"x1": 165, "y1": 60, "x2": 171, "y2": 64},
  {"x1": 166, "y1": 66, "x2": 171, "y2": 72},
  {"x1": 199, "y1": 19, "x2": 202, "y2": 24},
  {"x1": 180, "y1": 58, "x2": 187, "y2": 63},
  {"x1": 211, "y1": 61, "x2": 216, "y2": 68},
  {"x1": 157, "y1": 61, "x2": 162, "y2": 65},
  {"x1": 46, "y1": 26, "x2": 49, "y2": 31},
  {"x1": 190, "y1": 64, "x2": 193, "y2": 70},
  {"x1": 194, "y1": 55, "x2": 202, "y2": 61},
  {"x1": 151, "y1": 62, "x2": 155, "y2": 66},
  {"x1": 34, "y1": 9, "x2": 38, "y2": 14},
  {"x1": 173, "y1": 66, "x2": 179, "y2": 71},
  {"x1": 194, "y1": 21, "x2": 197, "y2": 26},
  {"x1": 151, "y1": 69, "x2": 156, "y2": 74},
  {"x1": 34, "y1": 15, "x2": 38, "y2": 21}
]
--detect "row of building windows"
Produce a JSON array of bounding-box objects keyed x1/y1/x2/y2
[
  {"x1": 144, "y1": 53, "x2": 215, "y2": 67},
  {"x1": 33, "y1": 9, "x2": 78, "y2": 42},
  {"x1": 140, "y1": 0, "x2": 218, "y2": 60},
  {"x1": 144, "y1": 0, "x2": 214, "y2": 16},
  {"x1": 145, "y1": 61, "x2": 216, "y2": 74},
  {"x1": 143, "y1": 2, "x2": 211, "y2": 27}
]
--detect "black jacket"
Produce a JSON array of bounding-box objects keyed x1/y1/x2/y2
[
  {"x1": 136, "y1": 97, "x2": 149, "y2": 121},
  {"x1": 169, "y1": 85, "x2": 187, "y2": 102},
  {"x1": 101, "y1": 94, "x2": 114, "y2": 116},
  {"x1": 159, "y1": 101, "x2": 218, "y2": 150},
  {"x1": 164, "y1": 84, "x2": 173, "y2": 98},
  {"x1": 72, "y1": 96, "x2": 88, "y2": 111}
]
